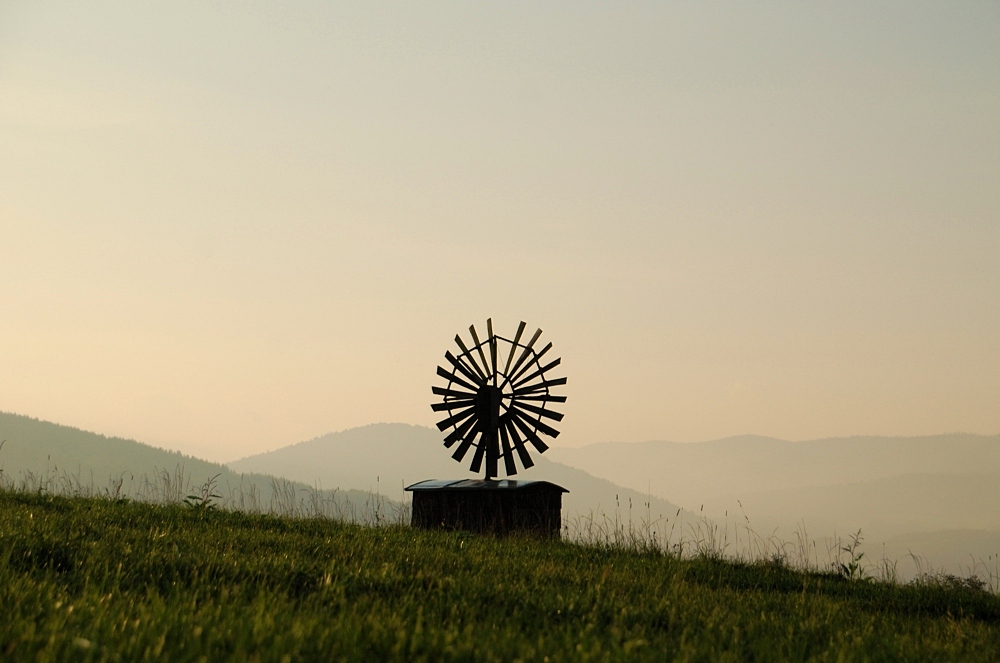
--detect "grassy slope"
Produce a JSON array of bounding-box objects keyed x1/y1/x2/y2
[{"x1": 3, "y1": 491, "x2": 1000, "y2": 662}]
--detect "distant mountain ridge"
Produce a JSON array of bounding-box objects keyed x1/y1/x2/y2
[
  {"x1": 550, "y1": 433, "x2": 1000, "y2": 500},
  {"x1": 0, "y1": 412, "x2": 690, "y2": 526},
  {"x1": 6, "y1": 409, "x2": 996, "y2": 577},
  {"x1": 228, "y1": 423, "x2": 690, "y2": 522},
  {"x1": 548, "y1": 433, "x2": 1000, "y2": 537},
  {"x1": 0, "y1": 410, "x2": 381, "y2": 514},
  {"x1": 0, "y1": 410, "x2": 224, "y2": 485}
]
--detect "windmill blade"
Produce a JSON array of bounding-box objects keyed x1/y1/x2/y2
[
  {"x1": 510, "y1": 413, "x2": 550, "y2": 453},
  {"x1": 511, "y1": 393, "x2": 567, "y2": 403},
  {"x1": 530, "y1": 416, "x2": 562, "y2": 439},
  {"x1": 444, "y1": 416, "x2": 477, "y2": 448},
  {"x1": 499, "y1": 424, "x2": 517, "y2": 476},
  {"x1": 486, "y1": 318, "x2": 498, "y2": 378},
  {"x1": 452, "y1": 429, "x2": 479, "y2": 462},
  {"x1": 435, "y1": 405, "x2": 476, "y2": 432},
  {"x1": 454, "y1": 335, "x2": 488, "y2": 381},
  {"x1": 503, "y1": 418, "x2": 534, "y2": 469},
  {"x1": 445, "y1": 351, "x2": 485, "y2": 387},
  {"x1": 432, "y1": 386, "x2": 477, "y2": 399},
  {"x1": 437, "y1": 366, "x2": 479, "y2": 393},
  {"x1": 511, "y1": 400, "x2": 564, "y2": 422},
  {"x1": 431, "y1": 399, "x2": 476, "y2": 412},
  {"x1": 503, "y1": 321, "x2": 527, "y2": 374},
  {"x1": 445, "y1": 350, "x2": 483, "y2": 385},
  {"x1": 512, "y1": 358, "x2": 563, "y2": 390},
  {"x1": 511, "y1": 407, "x2": 561, "y2": 438},
  {"x1": 470, "y1": 434, "x2": 487, "y2": 473},
  {"x1": 512, "y1": 377, "x2": 567, "y2": 395},
  {"x1": 507, "y1": 328, "x2": 543, "y2": 381},
  {"x1": 508, "y1": 342, "x2": 552, "y2": 385},
  {"x1": 468, "y1": 324, "x2": 492, "y2": 383}
]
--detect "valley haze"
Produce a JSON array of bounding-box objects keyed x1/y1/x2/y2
[{"x1": 4, "y1": 409, "x2": 992, "y2": 581}]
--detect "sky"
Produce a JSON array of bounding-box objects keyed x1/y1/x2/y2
[{"x1": 1, "y1": 1, "x2": 998, "y2": 463}]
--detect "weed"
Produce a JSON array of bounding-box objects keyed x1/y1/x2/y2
[
  {"x1": 836, "y1": 529, "x2": 868, "y2": 581},
  {"x1": 184, "y1": 473, "x2": 222, "y2": 510}
]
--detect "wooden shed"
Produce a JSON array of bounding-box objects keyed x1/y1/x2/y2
[{"x1": 405, "y1": 479, "x2": 568, "y2": 537}]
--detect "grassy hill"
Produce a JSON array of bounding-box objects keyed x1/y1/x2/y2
[
  {"x1": 2, "y1": 489, "x2": 999, "y2": 661},
  {"x1": 228, "y1": 423, "x2": 693, "y2": 524},
  {"x1": 0, "y1": 411, "x2": 389, "y2": 519}
]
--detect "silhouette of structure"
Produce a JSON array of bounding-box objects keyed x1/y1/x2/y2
[
  {"x1": 406, "y1": 479, "x2": 567, "y2": 537},
  {"x1": 431, "y1": 318, "x2": 566, "y2": 478},
  {"x1": 408, "y1": 319, "x2": 568, "y2": 535}
]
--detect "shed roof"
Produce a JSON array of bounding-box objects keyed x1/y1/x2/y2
[{"x1": 405, "y1": 479, "x2": 568, "y2": 493}]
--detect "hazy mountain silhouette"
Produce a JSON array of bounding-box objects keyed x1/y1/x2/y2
[
  {"x1": 717, "y1": 472, "x2": 1000, "y2": 536},
  {"x1": 547, "y1": 433, "x2": 1000, "y2": 576},
  {"x1": 228, "y1": 423, "x2": 690, "y2": 522},
  {"x1": 6, "y1": 409, "x2": 993, "y2": 576},
  {"x1": 551, "y1": 434, "x2": 1000, "y2": 506},
  {"x1": 549, "y1": 434, "x2": 1000, "y2": 535},
  {"x1": 0, "y1": 410, "x2": 380, "y2": 512},
  {"x1": 1, "y1": 411, "x2": 225, "y2": 484}
]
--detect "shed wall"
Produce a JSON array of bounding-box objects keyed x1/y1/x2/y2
[{"x1": 410, "y1": 487, "x2": 563, "y2": 537}]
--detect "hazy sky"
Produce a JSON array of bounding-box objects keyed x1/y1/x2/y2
[{"x1": 2, "y1": 1, "x2": 998, "y2": 462}]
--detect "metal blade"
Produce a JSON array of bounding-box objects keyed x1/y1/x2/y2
[
  {"x1": 510, "y1": 413, "x2": 550, "y2": 453},
  {"x1": 431, "y1": 399, "x2": 476, "y2": 412},
  {"x1": 437, "y1": 366, "x2": 478, "y2": 393},
  {"x1": 512, "y1": 377, "x2": 567, "y2": 395},
  {"x1": 503, "y1": 321, "x2": 527, "y2": 374},
  {"x1": 445, "y1": 351, "x2": 485, "y2": 387},
  {"x1": 511, "y1": 400, "x2": 564, "y2": 422},
  {"x1": 511, "y1": 393, "x2": 567, "y2": 403},
  {"x1": 504, "y1": 418, "x2": 534, "y2": 469},
  {"x1": 444, "y1": 416, "x2": 477, "y2": 448},
  {"x1": 432, "y1": 386, "x2": 477, "y2": 399},
  {"x1": 512, "y1": 358, "x2": 563, "y2": 390},
  {"x1": 470, "y1": 434, "x2": 487, "y2": 473},
  {"x1": 511, "y1": 407, "x2": 561, "y2": 438},
  {"x1": 508, "y1": 342, "x2": 552, "y2": 385},
  {"x1": 435, "y1": 405, "x2": 476, "y2": 431},
  {"x1": 452, "y1": 429, "x2": 479, "y2": 462},
  {"x1": 511, "y1": 357, "x2": 562, "y2": 389},
  {"x1": 499, "y1": 424, "x2": 517, "y2": 476},
  {"x1": 454, "y1": 335, "x2": 488, "y2": 381},
  {"x1": 469, "y1": 324, "x2": 492, "y2": 383},
  {"x1": 506, "y1": 327, "x2": 543, "y2": 385},
  {"x1": 487, "y1": 318, "x2": 497, "y2": 382}
]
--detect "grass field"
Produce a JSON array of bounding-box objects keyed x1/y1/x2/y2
[{"x1": 2, "y1": 490, "x2": 1000, "y2": 662}]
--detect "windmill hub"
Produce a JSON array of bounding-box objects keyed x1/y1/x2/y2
[{"x1": 476, "y1": 385, "x2": 503, "y2": 427}]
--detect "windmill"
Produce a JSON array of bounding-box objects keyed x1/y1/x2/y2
[
  {"x1": 431, "y1": 319, "x2": 567, "y2": 479},
  {"x1": 407, "y1": 319, "x2": 569, "y2": 536}
]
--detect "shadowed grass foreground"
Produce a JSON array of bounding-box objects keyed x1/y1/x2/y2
[{"x1": 2, "y1": 490, "x2": 1000, "y2": 662}]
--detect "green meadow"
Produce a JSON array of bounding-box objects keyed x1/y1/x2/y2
[{"x1": 2, "y1": 490, "x2": 999, "y2": 662}]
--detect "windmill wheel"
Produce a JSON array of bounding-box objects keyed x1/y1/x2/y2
[{"x1": 431, "y1": 319, "x2": 567, "y2": 479}]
